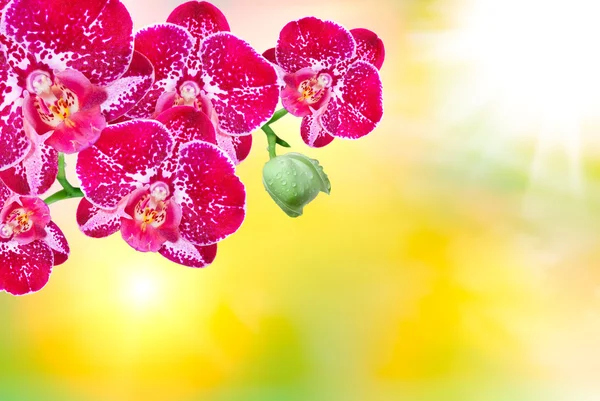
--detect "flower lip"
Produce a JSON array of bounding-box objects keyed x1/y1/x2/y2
[
  {"x1": 282, "y1": 68, "x2": 333, "y2": 117},
  {"x1": 0, "y1": 196, "x2": 50, "y2": 244}
]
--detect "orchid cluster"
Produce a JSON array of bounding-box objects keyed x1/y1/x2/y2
[{"x1": 0, "y1": 0, "x2": 384, "y2": 295}]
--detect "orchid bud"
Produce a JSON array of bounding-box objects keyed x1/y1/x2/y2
[{"x1": 262, "y1": 153, "x2": 331, "y2": 217}]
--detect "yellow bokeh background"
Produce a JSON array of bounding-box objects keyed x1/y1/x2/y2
[{"x1": 3, "y1": 0, "x2": 600, "y2": 400}]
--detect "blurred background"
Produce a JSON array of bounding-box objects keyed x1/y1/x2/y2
[{"x1": 3, "y1": 0, "x2": 600, "y2": 400}]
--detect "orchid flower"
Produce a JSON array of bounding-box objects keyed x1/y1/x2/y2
[
  {"x1": 264, "y1": 17, "x2": 385, "y2": 147},
  {"x1": 127, "y1": 1, "x2": 279, "y2": 164},
  {"x1": 76, "y1": 106, "x2": 245, "y2": 268},
  {"x1": 0, "y1": 179, "x2": 69, "y2": 295},
  {"x1": 0, "y1": 0, "x2": 153, "y2": 195}
]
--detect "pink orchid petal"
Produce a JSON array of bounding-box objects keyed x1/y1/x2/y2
[
  {"x1": 321, "y1": 61, "x2": 383, "y2": 139},
  {"x1": 0, "y1": 51, "x2": 29, "y2": 171},
  {"x1": 275, "y1": 17, "x2": 356, "y2": 74},
  {"x1": 200, "y1": 33, "x2": 279, "y2": 135},
  {"x1": 3, "y1": 0, "x2": 134, "y2": 86},
  {"x1": 215, "y1": 130, "x2": 252, "y2": 165},
  {"x1": 301, "y1": 113, "x2": 335, "y2": 148},
  {"x1": 174, "y1": 141, "x2": 245, "y2": 245},
  {"x1": 127, "y1": 24, "x2": 193, "y2": 118},
  {"x1": 262, "y1": 47, "x2": 276, "y2": 64},
  {"x1": 55, "y1": 69, "x2": 108, "y2": 108},
  {"x1": 44, "y1": 221, "x2": 69, "y2": 266},
  {"x1": 0, "y1": 179, "x2": 11, "y2": 207},
  {"x1": 155, "y1": 106, "x2": 217, "y2": 177},
  {"x1": 156, "y1": 105, "x2": 216, "y2": 145},
  {"x1": 77, "y1": 119, "x2": 173, "y2": 209},
  {"x1": 350, "y1": 28, "x2": 385, "y2": 70},
  {"x1": 76, "y1": 197, "x2": 122, "y2": 238},
  {"x1": 0, "y1": 239, "x2": 53, "y2": 295},
  {"x1": 102, "y1": 51, "x2": 155, "y2": 122},
  {"x1": 0, "y1": 135, "x2": 58, "y2": 195},
  {"x1": 167, "y1": 1, "x2": 229, "y2": 75},
  {"x1": 159, "y1": 238, "x2": 217, "y2": 268},
  {"x1": 45, "y1": 106, "x2": 107, "y2": 154}
]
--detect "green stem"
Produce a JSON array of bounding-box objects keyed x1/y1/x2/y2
[
  {"x1": 261, "y1": 108, "x2": 291, "y2": 159},
  {"x1": 44, "y1": 153, "x2": 85, "y2": 205},
  {"x1": 262, "y1": 124, "x2": 278, "y2": 160},
  {"x1": 265, "y1": 108, "x2": 289, "y2": 126},
  {"x1": 44, "y1": 188, "x2": 84, "y2": 205}
]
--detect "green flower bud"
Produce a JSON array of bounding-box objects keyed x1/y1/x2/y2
[{"x1": 262, "y1": 152, "x2": 331, "y2": 217}]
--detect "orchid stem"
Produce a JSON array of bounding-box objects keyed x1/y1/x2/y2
[
  {"x1": 261, "y1": 108, "x2": 291, "y2": 160},
  {"x1": 44, "y1": 153, "x2": 84, "y2": 205},
  {"x1": 262, "y1": 125, "x2": 279, "y2": 159},
  {"x1": 44, "y1": 188, "x2": 84, "y2": 205}
]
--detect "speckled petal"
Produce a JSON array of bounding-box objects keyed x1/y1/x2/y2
[
  {"x1": 0, "y1": 179, "x2": 11, "y2": 207},
  {"x1": 321, "y1": 61, "x2": 383, "y2": 139},
  {"x1": 201, "y1": 33, "x2": 279, "y2": 135},
  {"x1": 156, "y1": 106, "x2": 217, "y2": 176},
  {"x1": 0, "y1": 50, "x2": 29, "y2": 171},
  {"x1": 350, "y1": 28, "x2": 385, "y2": 70},
  {"x1": 102, "y1": 51, "x2": 155, "y2": 122},
  {"x1": 76, "y1": 197, "x2": 122, "y2": 238},
  {"x1": 0, "y1": 132, "x2": 58, "y2": 195},
  {"x1": 76, "y1": 119, "x2": 173, "y2": 209},
  {"x1": 174, "y1": 141, "x2": 245, "y2": 245},
  {"x1": 44, "y1": 221, "x2": 69, "y2": 266},
  {"x1": 275, "y1": 17, "x2": 356, "y2": 74},
  {"x1": 301, "y1": 113, "x2": 335, "y2": 148},
  {"x1": 0, "y1": 239, "x2": 53, "y2": 295},
  {"x1": 128, "y1": 24, "x2": 193, "y2": 118},
  {"x1": 3, "y1": 0, "x2": 134, "y2": 85},
  {"x1": 159, "y1": 238, "x2": 217, "y2": 268},
  {"x1": 215, "y1": 130, "x2": 252, "y2": 165},
  {"x1": 167, "y1": 0, "x2": 229, "y2": 75}
]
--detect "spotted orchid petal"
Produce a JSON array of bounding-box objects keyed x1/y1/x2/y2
[
  {"x1": 0, "y1": 126, "x2": 58, "y2": 195},
  {"x1": 0, "y1": 50, "x2": 29, "y2": 171},
  {"x1": 3, "y1": 0, "x2": 134, "y2": 86},
  {"x1": 174, "y1": 141, "x2": 245, "y2": 246},
  {"x1": 156, "y1": 105, "x2": 216, "y2": 147},
  {"x1": 76, "y1": 120, "x2": 173, "y2": 209},
  {"x1": 76, "y1": 197, "x2": 123, "y2": 238},
  {"x1": 301, "y1": 112, "x2": 335, "y2": 148},
  {"x1": 155, "y1": 106, "x2": 217, "y2": 175},
  {"x1": 127, "y1": 24, "x2": 194, "y2": 118},
  {"x1": 215, "y1": 131, "x2": 252, "y2": 165},
  {"x1": 321, "y1": 61, "x2": 383, "y2": 139},
  {"x1": 44, "y1": 221, "x2": 69, "y2": 266},
  {"x1": 350, "y1": 28, "x2": 385, "y2": 70},
  {"x1": 102, "y1": 51, "x2": 155, "y2": 122},
  {"x1": 159, "y1": 238, "x2": 217, "y2": 268},
  {"x1": 275, "y1": 17, "x2": 356, "y2": 74},
  {"x1": 262, "y1": 48, "x2": 276, "y2": 65},
  {"x1": 167, "y1": 0, "x2": 229, "y2": 75},
  {"x1": 200, "y1": 32, "x2": 279, "y2": 136},
  {"x1": 0, "y1": 239, "x2": 53, "y2": 295}
]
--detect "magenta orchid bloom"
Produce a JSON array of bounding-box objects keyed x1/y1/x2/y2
[
  {"x1": 127, "y1": 1, "x2": 279, "y2": 164},
  {"x1": 76, "y1": 106, "x2": 245, "y2": 268},
  {"x1": 264, "y1": 18, "x2": 384, "y2": 148},
  {"x1": 0, "y1": 179, "x2": 69, "y2": 295},
  {"x1": 0, "y1": 0, "x2": 153, "y2": 195}
]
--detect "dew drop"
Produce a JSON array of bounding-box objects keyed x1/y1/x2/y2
[{"x1": 282, "y1": 180, "x2": 287, "y2": 185}]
